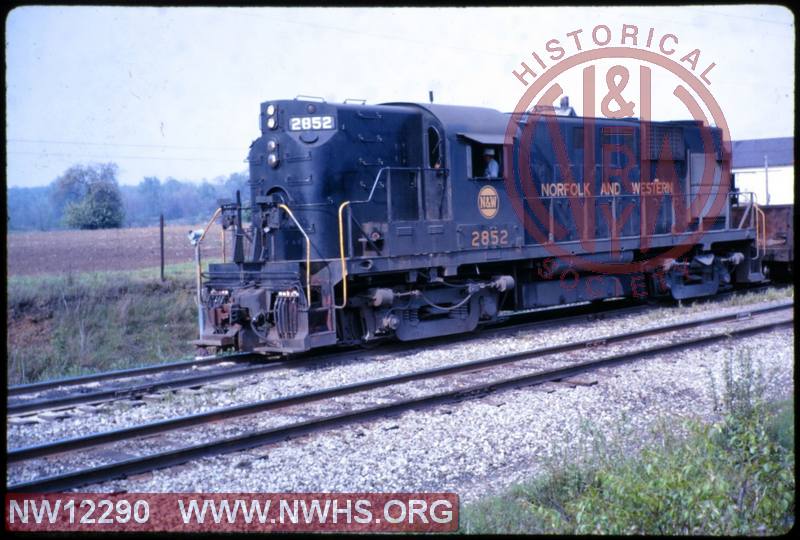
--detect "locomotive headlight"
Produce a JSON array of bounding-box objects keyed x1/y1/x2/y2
[
  {"x1": 267, "y1": 117, "x2": 277, "y2": 130},
  {"x1": 266, "y1": 139, "x2": 278, "y2": 151},
  {"x1": 268, "y1": 153, "x2": 279, "y2": 168},
  {"x1": 266, "y1": 104, "x2": 276, "y2": 116}
]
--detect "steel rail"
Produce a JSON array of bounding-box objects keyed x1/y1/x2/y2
[
  {"x1": 7, "y1": 353, "x2": 259, "y2": 397},
  {"x1": 6, "y1": 302, "x2": 655, "y2": 461},
  {"x1": 9, "y1": 315, "x2": 791, "y2": 493},
  {"x1": 6, "y1": 286, "x2": 788, "y2": 415},
  {"x1": 8, "y1": 282, "x2": 779, "y2": 400},
  {"x1": 8, "y1": 305, "x2": 792, "y2": 491},
  {"x1": 6, "y1": 299, "x2": 649, "y2": 416},
  {"x1": 9, "y1": 302, "x2": 791, "y2": 461},
  {"x1": 6, "y1": 299, "x2": 636, "y2": 399},
  {"x1": 6, "y1": 364, "x2": 290, "y2": 416}
]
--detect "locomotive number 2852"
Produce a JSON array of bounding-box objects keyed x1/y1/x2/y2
[
  {"x1": 289, "y1": 115, "x2": 335, "y2": 131},
  {"x1": 471, "y1": 229, "x2": 509, "y2": 247}
]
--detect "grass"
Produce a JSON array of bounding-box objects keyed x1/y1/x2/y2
[
  {"x1": 639, "y1": 284, "x2": 794, "y2": 324},
  {"x1": 7, "y1": 259, "x2": 219, "y2": 303},
  {"x1": 460, "y1": 350, "x2": 795, "y2": 535},
  {"x1": 6, "y1": 260, "x2": 221, "y2": 385},
  {"x1": 721, "y1": 284, "x2": 794, "y2": 306},
  {"x1": 767, "y1": 398, "x2": 794, "y2": 454}
]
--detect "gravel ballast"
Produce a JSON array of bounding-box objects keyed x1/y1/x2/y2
[{"x1": 6, "y1": 291, "x2": 794, "y2": 499}]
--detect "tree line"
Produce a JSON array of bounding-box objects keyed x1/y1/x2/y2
[{"x1": 7, "y1": 163, "x2": 250, "y2": 231}]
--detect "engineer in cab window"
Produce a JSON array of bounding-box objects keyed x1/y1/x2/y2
[{"x1": 483, "y1": 148, "x2": 499, "y2": 177}]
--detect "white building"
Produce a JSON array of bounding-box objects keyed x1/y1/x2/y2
[{"x1": 732, "y1": 137, "x2": 794, "y2": 205}]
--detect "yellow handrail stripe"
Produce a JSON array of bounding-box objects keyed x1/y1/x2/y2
[
  {"x1": 335, "y1": 201, "x2": 351, "y2": 309},
  {"x1": 278, "y1": 204, "x2": 311, "y2": 306}
]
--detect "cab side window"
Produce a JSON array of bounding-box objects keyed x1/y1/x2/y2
[
  {"x1": 469, "y1": 144, "x2": 502, "y2": 178},
  {"x1": 423, "y1": 126, "x2": 450, "y2": 220},
  {"x1": 428, "y1": 127, "x2": 442, "y2": 168}
]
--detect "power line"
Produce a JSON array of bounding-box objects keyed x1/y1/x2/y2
[
  {"x1": 685, "y1": 7, "x2": 794, "y2": 26},
  {"x1": 260, "y1": 9, "x2": 793, "y2": 56},
  {"x1": 8, "y1": 138, "x2": 243, "y2": 151},
  {"x1": 7, "y1": 150, "x2": 245, "y2": 163},
  {"x1": 259, "y1": 14, "x2": 517, "y2": 58}
]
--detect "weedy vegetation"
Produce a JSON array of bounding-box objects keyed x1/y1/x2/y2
[
  {"x1": 640, "y1": 284, "x2": 793, "y2": 324},
  {"x1": 6, "y1": 262, "x2": 220, "y2": 384},
  {"x1": 460, "y1": 349, "x2": 794, "y2": 534}
]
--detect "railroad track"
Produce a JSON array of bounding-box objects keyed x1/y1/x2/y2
[
  {"x1": 7, "y1": 352, "x2": 257, "y2": 397},
  {"x1": 7, "y1": 283, "x2": 783, "y2": 417},
  {"x1": 7, "y1": 300, "x2": 792, "y2": 492},
  {"x1": 6, "y1": 298, "x2": 651, "y2": 417}
]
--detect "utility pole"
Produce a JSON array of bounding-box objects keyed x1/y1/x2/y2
[
  {"x1": 159, "y1": 214, "x2": 165, "y2": 281},
  {"x1": 764, "y1": 154, "x2": 771, "y2": 205}
]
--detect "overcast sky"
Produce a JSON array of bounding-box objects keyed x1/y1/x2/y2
[{"x1": 5, "y1": 5, "x2": 795, "y2": 187}]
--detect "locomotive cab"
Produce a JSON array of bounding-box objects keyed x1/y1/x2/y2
[{"x1": 194, "y1": 98, "x2": 460, "y2": 353}]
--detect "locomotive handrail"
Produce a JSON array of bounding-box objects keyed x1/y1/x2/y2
[
  {"x1": 521, "y1": 189, "x2": 762, "y2": 243},
  {"x1": 192, "y1": 207, "x2": 224, "y2": 340},
  {"x1": 528, "y1": 189, "x2": 740, "y2": 199},
  {"x1": 277, "y1": 204, "x2": 312, "y2": 306},
  {"x1": 731, "y1": 191, "x2": 766, "y2": 251},
  {"x1": 277, "y1": 166, "x2": 446, "y2": 209},
  {"x1": 294, "y1": 94, "x2": 326, "y2": 102},
  {"x1": 754, "y1": 202, "x2": 767, "y2": 259},
  {"x1": 334, "y1": 166, "x2": 447, "y2": 309},
  {"x1": 336, "y1": 200, "x2": 351, "y2": 309},
  {"x1": 736, "y1": 193, "x2": 754, "y2": 230},
  {"x1": 198, "y1": 207, "x2": 222, "y2": 244},
  {"x1": 333, "y1": 166, "x2": 392, "y2": 309},
  {"x1": 358, "y1": 166, "x2": 447, "y2": 206},
  {"x1": 194, "y1": 206, "x2": 223, "y2": 299}
]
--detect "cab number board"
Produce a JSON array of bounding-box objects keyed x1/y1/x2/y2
[
  {"x1": 289, "y1": 115, "x2": 335, "y2": 131},
  {"x1": 470, "y1": 228, "x2": 510, "y2": 248}
]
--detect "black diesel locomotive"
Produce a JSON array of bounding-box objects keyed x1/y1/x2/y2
[{"x1": 193, "y1": 98, "x2": 767, "y2": 354}]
